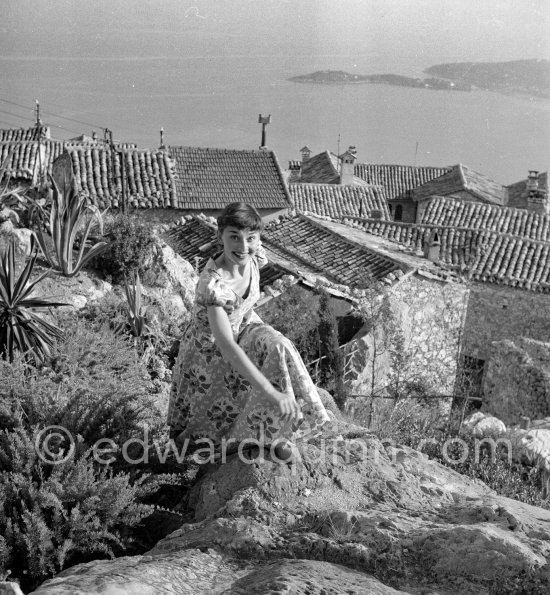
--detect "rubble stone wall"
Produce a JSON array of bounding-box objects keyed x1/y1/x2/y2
[
  {"x1": 462, "y1": 283, "x2": 550, "y2": 361},
  {"x1": 345, "y1": 273, "x2": 467, "y2": 398},
  {"x1": 483, "y1": 337, "x2": 550, "y2": 425}
]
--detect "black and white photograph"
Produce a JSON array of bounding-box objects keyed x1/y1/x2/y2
[{"x1": 1, "y1": 1, "x2": 549, "y2": 593}]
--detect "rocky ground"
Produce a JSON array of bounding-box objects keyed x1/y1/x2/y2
[{"x1": 25, "y1": 418, "x2": 550, "y2": 594}]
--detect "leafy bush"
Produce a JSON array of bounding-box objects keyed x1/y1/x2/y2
[
  {"x1": 423, "y1": 432, "x2": 550, "y2": 510},
  {"x1": 257, "y1": 284, "x2": 319, "y2": 363},
  {"x1": 93, "y1": 214, "x2": 156, "y2": 283},
  {"x1": 0, "y1": 316, "x2": 161, "y2": 452},
  {"x1": 0, "y1": 425, "x2": 161, "y2": 592}
]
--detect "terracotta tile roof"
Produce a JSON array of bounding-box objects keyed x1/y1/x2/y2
[
  {"x1": 163, "y1": 215, "x2": 292, "y2": 293},
  {"x1": 290, "y1": 183, "x2": 390, "y2": 219},
  {"x1": 298, "y1": 151, "x2": 340, "y2": 184},
  {"x1": 343, "y1": 216, "x2": 550, "y2": 292},
  {"x1": 0, "y1": 125, "x2": 50, "y2": 142},
  {"x1": 353, "y1": 164, "x2": 450, "y2": 200},
  {"x1": 412, "y1": 164, "x2": 507, "y2": 205},
  {"x1": 163, "y1": 213, "x2": 410, "y2": 300},
  {"x1": 168, "y1": 146, "x2": 291, "y2": 210},
  {"x1": 261, "y1": 214, "x2": 410, "y2": 289},
  {"x1": 0, "y1": 140, "x2": 64, "y2": 180},
  {"x1": 421, "y1": 196, "x2": 550, "y2": 242},
  {"x1": 66, "y1": 146, "x2": 177, "y2": 209},
  {"x1": 506, "y1": 172, "x2": 548, "y2": 209}
]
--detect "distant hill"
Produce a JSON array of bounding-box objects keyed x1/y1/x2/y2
[
  {"x1": 424, "y1": 59, "x2": 550, "y2": 98},
  {"x1": 288, "y1": 70, "x2": 471, "y2": 91}
]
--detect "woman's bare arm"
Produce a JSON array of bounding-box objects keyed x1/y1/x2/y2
[{"x1": 207, "y1": 305, "x2": 300, "y2": 421}]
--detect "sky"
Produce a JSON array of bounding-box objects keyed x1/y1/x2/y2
[{"x1": 2, "y1": 0, "x2": 549, "y2": 63}]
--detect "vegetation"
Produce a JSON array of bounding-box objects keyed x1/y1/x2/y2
[
  {"x1": 93, "y1": 213, "x2": 157, "y2": 283},
  {"x1": 0, "y1": 313, "x2": 189, "y2": 590},
  {"x1": 425, "y1": 59, "x2": 550, "y2": 98},
  {"x1": 0, "y1": 238, "x2": 67, "y2": 364},
  {"x1": 33, "y1": 177, "x2": 109, "y2": 278},
  {"x1": 258, "y1": 284, "x2": 349, "y2": 408}
]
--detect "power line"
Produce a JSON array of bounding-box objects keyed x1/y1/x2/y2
[
  {"x1": 0, "y1": 110, "x2": 83, "y2": 137},
  {"x1": 0, "y1": 98, "x2": 108, "y2": 132},
  {"x1": 0, "y1": 108, "x2": 36, "y2": 123}
]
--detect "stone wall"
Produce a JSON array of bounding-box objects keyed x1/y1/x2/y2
[
  {"x1": 462, "y1": 283, "x2": 550, "y2": 361},
  {"x1": 483, "y1": 337, "x2": 550, "y2": 425},
  {"x1": 344, "y1": 272, "x2": 468, "y2": 398}
]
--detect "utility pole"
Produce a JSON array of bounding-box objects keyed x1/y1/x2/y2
[
  {"x1": 105, "y1": 128, "x2": 127, "y2": 214},
  {"x1": 35, "y1": 99, "x2": 42, "y2": 127},
  {"x1": 258, "y1": 114, "x2": 271, "y2": 148}
]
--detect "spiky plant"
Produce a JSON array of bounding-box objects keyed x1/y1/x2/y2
[
  {"x1": 123, "y1": 272, "x2": 149, "y2": 339},
  {"x1": 0, "y1": 152, "x2": 28, "y2": 229},
  {"x1": 33, "y1": 176, "x2": 109, "y2": 277},
  {"x1": 0, "y1": 237, "x2": 67, "y2": 364}
]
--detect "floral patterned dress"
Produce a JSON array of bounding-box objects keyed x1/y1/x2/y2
[{"x1": 167, "y1": 250, "x2": 330, "y2": 450}]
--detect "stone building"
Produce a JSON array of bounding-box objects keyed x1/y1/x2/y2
[
  {"x1": 164, "y1": 211, "x2": 468, "y2": 399},
  {"x1": 343, "y1": 215, "x2": 550, "y2": 397},
  {"x1": 353, "y1": 163, "x2": 451, "y2": 223}
]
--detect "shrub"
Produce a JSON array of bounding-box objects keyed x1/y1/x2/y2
[
  {"x1": 93, "y1": 214, "x2": 156, "y2": 283},
  {"x1": 257, "y1": 284, "x2": 319, "y2": 364},
  {"x1": 0, "y1": 425, "x2": 161, "y2": 592},
  {"x1": 0, "y1": 316, "x2": 161, "y2": 452}
]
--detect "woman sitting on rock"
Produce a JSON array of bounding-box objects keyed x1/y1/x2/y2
[{"x1": 167, "y1": 202, "x2": 330, "y2": 462}]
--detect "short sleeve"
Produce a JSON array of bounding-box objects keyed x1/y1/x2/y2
[
  {"x1": 255, "y1": 240, "x2": 268, "y2": 269},
  {"x1": 195, "y1": 269, "x2": 232, "y2": 308}
]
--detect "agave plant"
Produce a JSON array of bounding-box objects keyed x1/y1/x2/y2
[
  {"x1": 33, "y1": 176, "x2": 109, "y2": 277},
  {"x1": 123, "y1": 272, "x2": 149, "y2": 339},
  {"x1": 0, "y1": 153, "x2": 28, "y2": 230},
  {"x1": 0, "y1": 237, "x2": 68, "y2": 364}
]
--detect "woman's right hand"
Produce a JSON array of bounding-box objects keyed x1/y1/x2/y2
[{"x1": 265, "y1": 388, "x2": 302, "y2": 422}]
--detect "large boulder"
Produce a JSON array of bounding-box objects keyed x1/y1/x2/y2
[{"x1": 31, "y1": 421, "x2": 550, "y2": 594}]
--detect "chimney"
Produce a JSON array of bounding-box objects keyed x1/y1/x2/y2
[
  {"x1": 526, "y1": 170, "x2": 549, "y2": 214},
  {"x1": 339, "y1": 146, "x2": 357, "y2": 185},
  {"x1": 159, "y1": 127, "x2": 165, "y2": 149},
  {"x1": 527, "y1": 170, "x2": 539, "y2": 193},
  {"x1": 300, "y1": 145, "x2": 311, "y2": 164},
  {"x1": 423, "y1": 230, "x2": 440, "y2": 262},
  {"x1": 92, "y1": 130, "x2": 97, "y2": 142}
]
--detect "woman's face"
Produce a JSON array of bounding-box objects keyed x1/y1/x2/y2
[{"x1": 219, "y1": 226, "x2": 260, "y2": 267}]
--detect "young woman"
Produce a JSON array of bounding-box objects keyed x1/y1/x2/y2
[{"x1": 167, "y1": 202, "x2": 330, "y2": 461}]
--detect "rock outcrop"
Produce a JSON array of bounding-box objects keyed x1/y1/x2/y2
[{"x1": 31, "y1": 421, "x2": 550, "y2": 594}]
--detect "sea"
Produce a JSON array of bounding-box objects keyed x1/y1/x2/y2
[{"x1": 2, "y1": 51, "x2": 549, "y2": 186}]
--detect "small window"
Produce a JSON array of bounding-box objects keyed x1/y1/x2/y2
[{"x1": 394, "y1": 204, "x2": 403, "y2": 221}]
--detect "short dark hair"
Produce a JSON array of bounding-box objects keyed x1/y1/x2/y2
[{"x1": 217, "y1": 202, "x2": 264, "y2": 233}]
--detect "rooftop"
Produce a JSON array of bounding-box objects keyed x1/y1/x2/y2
[
  {"x1": 298, "y1": 151, "x2": 340, "y2": 184},
  {"x1": 353, "y1": 164, "x2": 451, "y2": 200},
  {"x1": 421, "y1": 196, "x2": 550, "y2": 242},
  {"x1": 0, "y1": 125, "x2": 50, "y2": 142},
  {"x1": 168, "y1": 146, "x2": 291, "y2": 210},
  {"x1": 506, "y1": 171, "x2": 549, "y2": 209},
  {"x1": 412, "y1": 164, "x2": 507, "y2": 205},
  {"x1": 261, "y1": 214, "x2": 411, "y2": 292},
  {"x1": 290, "y1": 183, "x2": 390, "y2": 220},
  {"x1": 343, "y1": 216, "x2": 550, "y2": 292}
]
